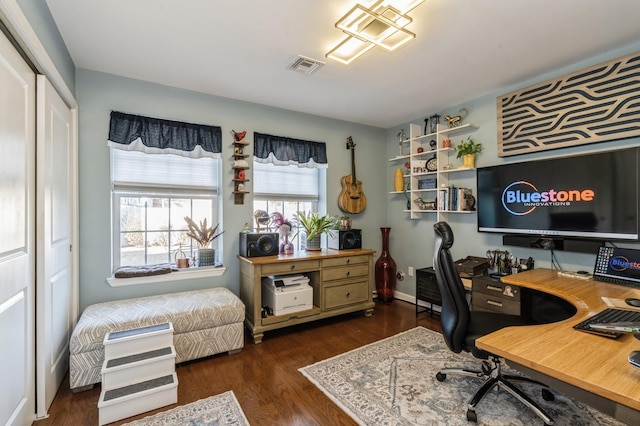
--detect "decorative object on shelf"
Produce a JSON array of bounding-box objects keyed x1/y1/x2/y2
[
  {"x1": 237, "y1": 169, "x2": 246, "y2": 180},
  {"x1": 443, "y1": 163, "x2": 454, "y2": 170},
  {"x1": 426, "y1": 155, "x2": 438, "y2": 172},
  {"x1": 184, "y1": 216, "x2": 224, "y2": 267},
  {"x1": 293, "y1": 211, "x2": 339, "y2": 251},
  {"x1": 444, "y1": 108, "x2": 468, "y2": 128},
  {"x1": 375, "y1": 227, "x2": 396, "y2": 303},
  {"x1": 464, "y1": 192, "x2": 476, "y2": 211},
  {"x1": 429, "y1": 140, "x2": 437, "y2": 150},
  {"x1": 455, "y1": 136, "x2": 482, "y2": 168},
  {"x1": 397, "y1": 129, "x2": 405, "y2": 156},
  {"x1": 417, "y1": 146, "x2": 425, "y2": 153},
  {"x1": 233, "y1": 159, "x2": 249, "y2": 168},
  {"x1": 237, "y1": 183, "x2": 244, "y2": 191},
  {"x1": 394, "y1": 168, "x2": 404, "y2": 192},
  {"x1": 411, "y1": 160, "x2": 427, "y2": 174},
  {"x1": 429, "y1": 114, "x2": 440, "y2": 133},
  {"x1": 415, "y1": 197, "x2": 436, "y2": 210},
  {"x1": 232, "y1": 130, "x2": 247, "y2": 141},
  {"x1": 253, "y1": 210, "x2": 270, "y2": 231},
  {"x1": 271, "y1": 212, "x2": 294, "y2": 255},
  {"x1": 404, "y1": 161, "x2": 411, "y2": 171},
  {"x1": 442, "y1": 138, "x2": 451, "y2": 148},
  {"x1": 423, "y1": 118, "x2": 429, "y2": 135},
  {"x1": 338, "y1": 136, "x2": 367, "y2": 214},
  {"x1": 339, "y1": 216, "x2": 352, "y2": 230}
]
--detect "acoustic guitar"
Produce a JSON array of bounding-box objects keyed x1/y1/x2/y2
[{"x1": 338, "y1": 137, "x2": 367, "y2": 214}]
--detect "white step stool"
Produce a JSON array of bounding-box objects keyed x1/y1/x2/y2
[{"x1": 98, "y1": 322, "x2": 177, "y2": 425}]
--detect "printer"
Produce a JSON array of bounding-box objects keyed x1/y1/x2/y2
[{"x1": 262, "y1": 274, "x2": 313, "y2": 316}]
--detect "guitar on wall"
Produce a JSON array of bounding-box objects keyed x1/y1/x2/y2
[{"x1": 338, "y1": 136, "x2": 367, "y2": 214}]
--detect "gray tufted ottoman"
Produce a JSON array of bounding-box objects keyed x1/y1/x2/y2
[{"x1": 70, "y1": 287, "x2": 244, "y2": 391}]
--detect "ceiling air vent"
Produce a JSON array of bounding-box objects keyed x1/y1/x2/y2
[{"x1": 287, "y1": 55, "x2": 325, "y2": 75}]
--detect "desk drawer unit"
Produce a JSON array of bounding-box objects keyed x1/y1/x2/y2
[
  {"x1": 323, "y1": 280, "x2": 368, "y2": 310},
  {"x1": 472, "y1": 275, "x2": 521, "y2": 315}
]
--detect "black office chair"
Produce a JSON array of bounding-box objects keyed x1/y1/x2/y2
[{"x1": 432, "y1": 221, "x2": 555, "y2": 425}]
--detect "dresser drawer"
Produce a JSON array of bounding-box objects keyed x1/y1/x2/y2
[
  {"x1": 472, "y1": 292, "x2": 520, "y2": 315},
  {"x1": 322, "y1": 263, "x2": 369, "y2": 282},
  {"x1": 322, "y1": 255, "x2": 368, "y2": 268},
  {"x1": 323, "y1": 280, "x2": 368, "y2": 310},
  {"x1": 261, "y1": 260, "x2": 320, "y2": 276}
]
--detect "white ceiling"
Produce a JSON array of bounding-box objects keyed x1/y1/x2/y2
[{"x1": 45, "y1": 0, "x2": 640, "y2": 129}]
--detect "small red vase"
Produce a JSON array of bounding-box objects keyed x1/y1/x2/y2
[{"x1": 375, "y1": 227, "x2": 396, "y2": 303}]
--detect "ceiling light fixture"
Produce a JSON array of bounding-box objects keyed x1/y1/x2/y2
[{"x1": 326, "y1": 0, "x2": 425, "y2": 65}]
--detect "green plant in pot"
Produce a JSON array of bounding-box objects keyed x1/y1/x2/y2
[
  {"x1": 293, "y1": 211, "x2": 339, "y2": 251},
  {"x1": 455, "y1": 136, "x2": 482, "y2": 168},
  {"x1": 184, "y1": 216, "x2": 224, "y2": 266}
]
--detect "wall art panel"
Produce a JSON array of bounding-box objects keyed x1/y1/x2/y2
[{"x1": 497, "y1": 51, "x2": 640, "y2": 157}]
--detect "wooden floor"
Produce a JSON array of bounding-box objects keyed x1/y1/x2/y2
[{"x1": 35, "y1": 300, "x2": 441, "y2": 426}]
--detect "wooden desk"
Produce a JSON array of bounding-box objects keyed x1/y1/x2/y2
[{"x1": 476, "y1": 268, "x2": 640, "y2": 423}]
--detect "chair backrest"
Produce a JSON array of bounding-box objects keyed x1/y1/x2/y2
[{"x1": 433, "y1": 221, "x2": 470, "y2": 353}]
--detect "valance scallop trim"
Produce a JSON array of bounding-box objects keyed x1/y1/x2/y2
[
  {"x1": 254, "y1": 132, "x2": 328, "y2": 169},
  {"x1": 108, "y1": 111, "x2": 222, "y2": 159}
]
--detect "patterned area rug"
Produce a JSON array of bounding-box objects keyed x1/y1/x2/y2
[
  {"x1": 121, "y1": 390, "x2": 249, "y2": 426},
  {"x1": 300, "y1": 327, "x2": 624, "y2": 426}
]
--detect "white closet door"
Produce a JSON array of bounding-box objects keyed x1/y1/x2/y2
[
  {"x1": 36, "y1": 75, "x2": 74, "y2": 418},
  {"x1": 0, "y1": 29, "x2": 36, "y2": 426}
]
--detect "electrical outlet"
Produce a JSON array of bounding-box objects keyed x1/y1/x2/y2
[{"x1": 408, "y1": 266, "x2": 414, "y2": 277}]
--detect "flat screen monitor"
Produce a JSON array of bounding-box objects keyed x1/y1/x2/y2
[{"x1": 476, "y1": 147, "x2": 639, "y2": 240}]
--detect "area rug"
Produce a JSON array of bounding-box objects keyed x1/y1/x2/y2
[
  {"x1": 121, "y1": 390, "x2": 250, "y2": 426},
  {"x1": 299, "y1": 327, "x2": 624, "y2": 426}
]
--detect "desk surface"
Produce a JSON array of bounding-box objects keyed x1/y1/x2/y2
[{"x1": 476, "y1": 268, "x2": 640, "y2": 414}]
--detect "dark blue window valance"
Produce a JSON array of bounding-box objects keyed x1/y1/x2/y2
[
  {"x1": 108, "y1": 111, "x2": 222, "y2": 159},
  {"x1": 253, "y1": 132, "x2": 328, "y2": 168}
]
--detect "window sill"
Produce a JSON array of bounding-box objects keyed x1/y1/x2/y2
[{"x1": 107, "y1": 265, "x2": 226, "y2": 287}]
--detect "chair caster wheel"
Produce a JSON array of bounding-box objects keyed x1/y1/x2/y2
[
  {"x1": 436, "y1": 372, "x2": 446, "y2": 382},
  {"x1": 542, "y1": 388, "x2": 554, "y2": 401},
  {"x1": 466, "y1": 409, "x2": 477, "y2": 422}
]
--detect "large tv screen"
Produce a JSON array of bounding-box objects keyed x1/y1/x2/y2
[{"x1": 476, "y1": 148, "x2": 640, "y2": 240}]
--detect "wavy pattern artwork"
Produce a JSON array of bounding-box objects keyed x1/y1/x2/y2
[{"x1": 497, "y1": 51, "x2": 640, "y2": 157}]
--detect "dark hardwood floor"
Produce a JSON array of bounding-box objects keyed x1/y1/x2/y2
[{"x1": 35, "y1": 299, "x2": 441, "y2": 426}]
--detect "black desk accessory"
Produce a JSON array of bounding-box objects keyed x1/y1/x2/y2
[{"x1": 573, "y1": 308, "x2": 640, "y2": 338}]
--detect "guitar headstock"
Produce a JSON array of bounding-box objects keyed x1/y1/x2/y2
[{"x1": 346, "y1": 136, "x2": 355, "y2": 150}]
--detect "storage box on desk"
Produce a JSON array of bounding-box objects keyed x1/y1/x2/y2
[
  {"x1": 418, "y1": 176, "x2": 437, "y2": 190},
  {"x1": 262, "y1": 279, "x2": 313, "y2": 316},
  {"x1": 455, "y1": 256, "x2": 489, "y2": 277}
]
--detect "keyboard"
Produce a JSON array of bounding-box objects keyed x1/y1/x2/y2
[
  {"x1": 593, "y1": 275, "x2": 640, "y2": 289},
  {"x1": 573, "y1": 308, "x2": 640, "y2": 338}
]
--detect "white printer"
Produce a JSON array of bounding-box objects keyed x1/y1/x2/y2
[{"x1": 262, "y1": 275, "x2": 313, "y2": 316}]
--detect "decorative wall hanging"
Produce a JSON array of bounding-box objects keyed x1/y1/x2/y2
[{"x1": 497, "y1": 51, "x2": 640, "y2": 157}]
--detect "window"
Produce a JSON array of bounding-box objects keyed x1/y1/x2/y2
[
  {"x1": 111, "y1": 149, "x2": 220, "y2": 269},
  {"x1": 253, "y1": 161, "x2": 322, "y2": 250}
]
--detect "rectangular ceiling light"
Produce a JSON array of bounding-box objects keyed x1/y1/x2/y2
[
  {"x1": 326, "y1": 35, "x2": 375, "y2": 65},
  {"x1": 326, "y1": 0, "x2": 424, "y2": 64}
]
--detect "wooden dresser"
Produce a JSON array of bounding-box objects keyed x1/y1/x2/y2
[{"x1": 238, "y1": 249, "x2": 375, "y2": 343}]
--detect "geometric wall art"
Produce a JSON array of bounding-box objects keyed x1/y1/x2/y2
[{"x1": 497, "y1": 51, "x2": 640, "y2": 157}]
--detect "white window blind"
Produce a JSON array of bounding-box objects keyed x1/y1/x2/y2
[
  {"x1": 112, "y1": 149, "x2": 219, "y2": 194},
  {"x1": 253, "y1": 161, "x2": 319, "y2": 199}
]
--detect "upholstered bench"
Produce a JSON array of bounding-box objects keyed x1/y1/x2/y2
[{"x1": 70, "y1": 287, "x2": 244, "y2": 391}]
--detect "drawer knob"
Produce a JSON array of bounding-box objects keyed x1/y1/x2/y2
[
  {"x1": 346, "y1": 259, "x2": 351, "y2": 264},
  {"x1": 486, "y1": 285, "x2": 502, "y2": 292},
  {"x1": 346, "y1": 292, "x2": 350, "y2": 297},
  {"x1": 487, "y1": 299, "x2": 503, "y2": 307},
  {"x1": 346, "y1": 271, "x2": 350, "y2": 276},
  {"x1": 290, "y1": 265, "x2": 295, "y2": 270}
]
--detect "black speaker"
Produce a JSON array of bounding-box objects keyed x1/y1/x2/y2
[
  {"x1": 239, "y1": 232, "x2": 279, "y2": 257},
  {"x1": 328, "y1": 229, "x2": 362, "y2": 250}
]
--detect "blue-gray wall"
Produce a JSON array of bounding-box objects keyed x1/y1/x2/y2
[{"x1": 76, "y1": 69, "x2": 387, "y2": 310}]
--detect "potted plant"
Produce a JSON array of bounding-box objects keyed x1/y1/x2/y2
[
  {"x1": 455, "y1": 136, "x2": 482, "y2": 168},
  {"x1": 293, "y1": 211, "x2": 339, "y2": 251},
  {"x1": 184, "y1": 216, "x2": 224, "y2": 266}
]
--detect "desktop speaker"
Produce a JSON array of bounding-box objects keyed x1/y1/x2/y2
[
  {"x1": 328, "y1": 229, "x2": 362, "y2": 250},
  {"x1": 239, "y1": 232, "x2": 279, "y2": 257}
]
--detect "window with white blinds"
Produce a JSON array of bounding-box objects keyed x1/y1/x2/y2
[{"x1": 253, "y1": 161, "x2": 319, "y2": 200}]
